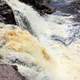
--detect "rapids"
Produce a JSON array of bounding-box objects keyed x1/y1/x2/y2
[{"x1": 2, "y1": 0, "x2": 80, "y2": 80}]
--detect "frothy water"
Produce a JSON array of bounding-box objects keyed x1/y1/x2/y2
[
  {"x1": 5, "y1": 0, "x2": 51, "y2": 36},
  {"x1": 4, "y1": 0, "x2": 80, "y2": 46},
  {"x1": 3, "y1": 0, "x2": 80, "y2": 80},
  {"x1": 4, "y1": 0, "x2": 80, "y2": 58}
]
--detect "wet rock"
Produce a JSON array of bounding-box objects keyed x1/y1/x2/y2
[
  {"x1": 0, "y1": 64, "x2": 25, "y2": 80},
  {"x1": 19, "y1": 0, "x2": 56, "y2": 15},
  {"x1": 0, "y1": 0, "x2": 16, "y2": 24}
]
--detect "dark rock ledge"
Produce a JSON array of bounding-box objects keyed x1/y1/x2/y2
[
  {"x1": 19, "y1": 0, "x2": 56, "y2": 15},
  {"x1": 0, "y1": 0, "x2": 16, "y2": 24}
]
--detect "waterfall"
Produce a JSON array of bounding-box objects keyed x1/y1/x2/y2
[
  {"x1": 4, "y1": 0, "x2": 75, "y2": 45},
  {"x1": 4, "y1": 0, "x2": 80, "y2": 57},
  {"x1": 3, "y1": 0, "x2": 80, "y2": 80},
  {"x1": 5, "y1": 0, "x2": 52, "y2": 37},
  {"x1": 3, "y1": 0, "x2": 66, "y2": 66}
]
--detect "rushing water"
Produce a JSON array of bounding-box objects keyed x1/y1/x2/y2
[
  {"x1": 4, "y1": 0, "x2": 80, "y2": 58},
  {"x1": 2, "y1": 0, "x2": 80, "y2": 80},
  {"x1": 4, "y1": 0, "x2": 80, "y2": 46}
]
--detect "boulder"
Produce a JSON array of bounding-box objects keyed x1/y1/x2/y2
[{"x1": 0, "y1": 64, "x2": 25, "y2": 80}]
